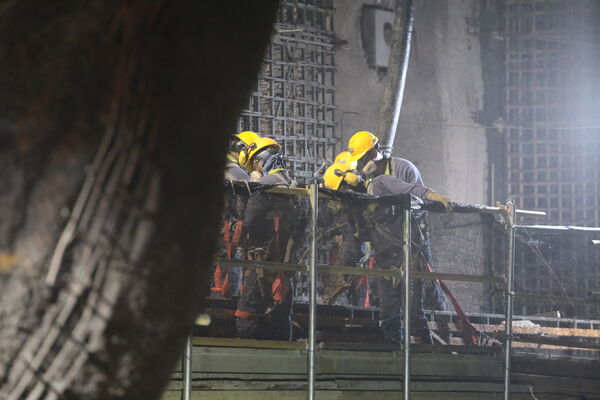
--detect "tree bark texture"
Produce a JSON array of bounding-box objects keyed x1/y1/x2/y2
[{"x1": 0, "y1": 1, "x2": 279, "y2": 399}]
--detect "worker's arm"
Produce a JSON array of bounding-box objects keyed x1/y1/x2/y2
[
  {"x1": 372, "y1": 175, "x2": 453, "y2": 211},
  {"x1": 371, "y1": 174, "x2": 432, "y2": 199}
]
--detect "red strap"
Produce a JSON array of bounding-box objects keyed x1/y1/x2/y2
[
  {"x1": 426, "y1": 264, "x2": 479, "y2": 345},
  {"x1": 271, "y1": 271, "x2": 289, "y2": 304},
  {"x1": 213, "y1": 219, "x2": 238, "y2": 298},
  {"x1": 232, "y1": 220, "x2": 244, "y2": 249},
  {"x1": 223, "y1": 220, "x2": 232, "y2": 259},
  {"x1": 354, "y1": 257, "x2": 374, "y2": 307},
  {"x1": 212, "y1": 266, "x2": 223, "y2": 291},
  {"x1": 234, "y1": 310, "x2": 266, "y2": 319},
  {"x1": 211, "y1": 266, "x2": 231, "y2": 297}
]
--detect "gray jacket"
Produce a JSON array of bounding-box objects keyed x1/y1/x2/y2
[
  {"x1": 369, "y1": 157, "x2": 432, "y2": 200},
  {"x1": 224, "y1": 158, "x2": 250, "y2": 181}
]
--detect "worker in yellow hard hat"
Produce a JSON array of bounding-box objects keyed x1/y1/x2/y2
[
  {"x1": 334, "y1": 151, "x2": 353, "y2": 165},
  {"x1": 236, "y1": 130, "x2": 262, "y2": 170},
  {"x1": 347, "y1": 130, "x2": 452, "y2": 209},
  {"x1": 225, "y1": 131, "x2": 261, "y2": 181},
  {"x1": 321, "y1": 160, "x2": 371, "y2": 306},
  {"x1": 323, "y1": 162, "x2": 364, "y2": 192},
  {"x1": 235, "y1": 135, "x2": 294, "y2": 340},
  {"x1": 347, "y1": 130, "x2": 450, "y2": 344},
  {"x1": 246, "y1": 137, "x2": 292, "y2": 186},
  {"x1": 217, "y1": 131, "x2": 261, "y2": 300},
  {"x1": 348, "y1": 131, "x2": 384, "y2": 163}
]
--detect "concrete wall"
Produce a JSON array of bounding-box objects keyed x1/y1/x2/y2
[
  {"x1": 334, "y1": 0, "x2": 492, "y2": 312},
  {"x1": 334, "y1": 0, "x2": 487, "y2": 204}
]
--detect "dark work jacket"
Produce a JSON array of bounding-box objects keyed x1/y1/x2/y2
[{"x1": 243, "y1": 171, "x2": 293, "y2": 253}]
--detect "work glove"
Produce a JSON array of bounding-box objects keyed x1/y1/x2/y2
[{"x1": 426, "y1": 192, "x2": 453, "y2": 212}]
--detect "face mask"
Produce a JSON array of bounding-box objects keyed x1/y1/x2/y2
[
  {"x1": 250, "y1": 170, "x2": 262, "y2": 182},
  {"x1": 361, "y1": 160, "x2": 378, "y2": 178}
]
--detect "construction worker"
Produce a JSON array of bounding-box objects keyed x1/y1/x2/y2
[
  {"x1": 235, "y1": 137, "x2": 295, "y2": 340},
  {"x1": 323, "y1": 161, "x2": 364, "y2": 193},
  {"x1": 334, "y1": 150, "x2": 353, "y2": 165},
  {"x1": 321, "y1": 160, "x2": 372, "y2": 306},
  {"x1": 246, "y1": 136, "x2": 293, "y2": 186},
  {"x1": 224, "y1": 130, "x2": 261, "y2": 181},
  {"x1": 348, "y1": 130, "x2": 450, "y2": 344},
  {"x1": 213, "y1": 131, "x2": 260, "y2": 299}
]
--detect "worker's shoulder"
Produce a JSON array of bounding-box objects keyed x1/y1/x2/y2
[
  {"x1": 390, "y1": 156, "x2": 419, "y2": 172},
  {"x1": 225, "y1": 163, "x2": 250, "y2": 181},
  {"x1": 259, "y1": 173, "x2": 290, "y2": 187}
]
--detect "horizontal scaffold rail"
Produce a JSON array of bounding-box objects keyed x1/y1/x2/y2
[
  {"x1": 516, "y1": 224, "x2": 600, "y2": 232},
  {"x1": 214, "y1": 258, "x2": 505, "y2": 285},
  {"x1": 513, "y1": 291, "x2": 600, "y2": 306},
  {"x1": 263, "y1": 186, "x2": 547, "y2": 218}
]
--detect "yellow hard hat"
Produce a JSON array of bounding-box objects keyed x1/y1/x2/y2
[
  {"x1": 236, "y1": 131, "x2": 262, "y2": 168},
  {"x1": 348, "y1": 131, "x2": 379, "y2": 162},
  {"x1": 235, "y1": 130, "x2": 261, "y2": 146},
  {"x1": 246, "y1": 137, "x2": 281, "y2": 166},
  {"x1": 323, "y1": 162, "x2": 361, "y2": 190},
  {"x1": 334, "y1": 151, "x2": 353, "y2": 165}
]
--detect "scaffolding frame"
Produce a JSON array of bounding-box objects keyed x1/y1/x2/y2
[{"x1": 179, "y1": 185, "x2": 600, "y2": 400}]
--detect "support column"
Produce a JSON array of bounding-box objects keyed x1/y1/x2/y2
[
  {"x1": 183, "y1": 333, "x2": 192, "y2": 400},
  {"x1": 503, "y1": 200, "x2": 516, "y2": 400},
  {"x1": 307, "y1": 183, "x2": 319, "y2": 400},
  {"x1": 403, "y1": 207, "x2": 412, "y2": 400}
]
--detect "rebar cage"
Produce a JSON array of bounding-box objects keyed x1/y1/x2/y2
[{"x1": 238, "y1": 0, "x2": 338, "y2": 183}]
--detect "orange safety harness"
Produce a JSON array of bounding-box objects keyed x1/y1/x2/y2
[
  {"x1": 212, "y1": 219, "x2": 244, "y2": 297},
  {"x1": 270, "y1": 214, "x2": 289, "y2": 304},
  {"x1": 235, "y1": 214, "x2": 289, "y2": 319}
]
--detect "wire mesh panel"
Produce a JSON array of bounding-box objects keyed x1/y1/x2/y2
[
  {"x1": 511, "y1": 228, "x2": 600, "y2": 319},
  {"x1": 505, "y1": 0, "x2": 600, "y2": 226},
  {"x1": 238, "y1": 0, "x2": 338, "y2": 183}
]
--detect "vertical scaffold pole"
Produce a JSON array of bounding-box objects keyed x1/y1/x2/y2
[
  {"x1": 403, "y1": 207, "x2": 412, "y2": 400},
  {"x1": 183, "y1": 333, "x2": 192, "y2": 400},
  {"x1": 308, "y1": 183, "x2": 319, "y2": 400},
  {"x1": 503, "y1": 200, "x2": 516, "y2": 400}
]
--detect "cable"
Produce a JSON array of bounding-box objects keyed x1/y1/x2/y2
[
  {"x1": 529, "y1": 386, "x2": 539, "y2": 400},
  {"x1": 522, "y1": 230, "x2": 575, "y2": 308}
]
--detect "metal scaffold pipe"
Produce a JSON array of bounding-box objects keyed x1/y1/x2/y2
[
  {"x1": 504, "y1": 200, "x2": 517, "y2": 400},
  {"x1": 307, "y1": 183, "x2": 319, "y2": 400},
  {"x1": 377, "y1": 0, "x2": 415, "y2": 156},
  {"x1": 183, "y1": 333, "x2": 192, "y2": 400},
  {"x1": 403, "y1": 208, "x2": 412, "y2": 400}
]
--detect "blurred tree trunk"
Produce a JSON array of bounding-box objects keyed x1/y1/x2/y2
[{"x1": 0, "y1": 1, "x2": 278, "y2": 399}]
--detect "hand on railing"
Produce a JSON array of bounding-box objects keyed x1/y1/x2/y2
[{"x1": 426, "y1": 192, "x2": 454, "y2": 212}]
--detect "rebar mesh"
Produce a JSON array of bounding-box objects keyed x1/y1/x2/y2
[
  {"x1": 505, "y1": 0, "x2": 600, "y2": 226},
  {"x1": 504, "y1": 0, "x2": 600, "y2": 316},
  {"x1": 238, "y1": 0, "x2": 338, "y2": 183}
]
